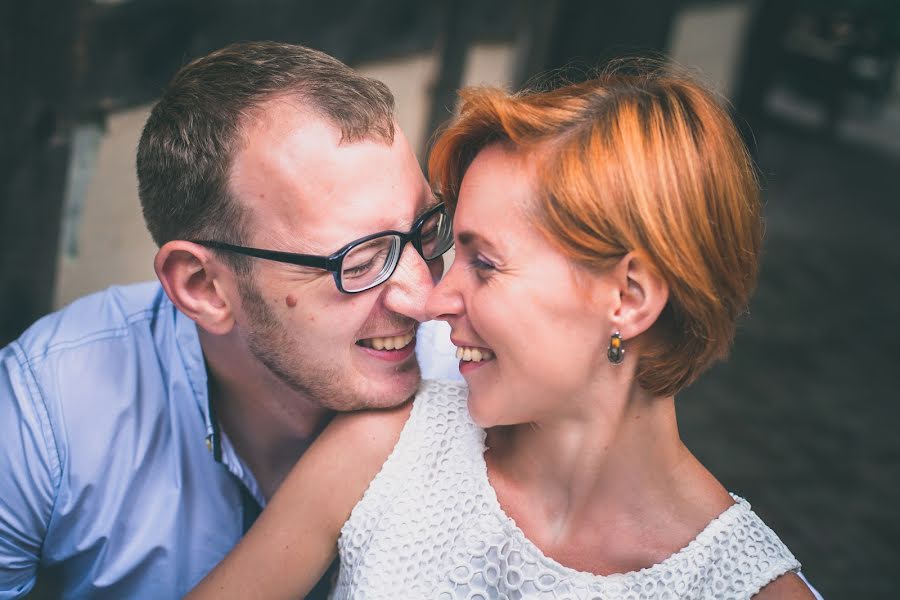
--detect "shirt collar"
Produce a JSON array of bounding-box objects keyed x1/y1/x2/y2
[{"x1": 172, "y1": 302, "x2": 266, "y2": 506}]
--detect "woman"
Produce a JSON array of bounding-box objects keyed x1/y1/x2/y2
[{"x1": 188, "y1": 66, "x2": 815, "y2": 599}]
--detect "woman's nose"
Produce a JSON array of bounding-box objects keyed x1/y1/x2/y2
[{"x1": 424, "y1": 259, "x2": 464, "y2": 322}]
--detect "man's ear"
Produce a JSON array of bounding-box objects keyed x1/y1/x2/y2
[
  {"x1": 154, "y1": 241, "x2": 236, "y2": 335},
  {"x1": 608, "y1": 252, "x2": 669, "y2": 341}
]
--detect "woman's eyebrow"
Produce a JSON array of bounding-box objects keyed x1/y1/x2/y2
[{"x1": 457, "y1": 230, "x2": 496, "y2": 250}]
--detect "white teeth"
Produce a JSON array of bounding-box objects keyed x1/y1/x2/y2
[
  {"x1": 361, "y1": 333, "x2": 415, "y2": 351},
  {"x1": 455, "y1": 346, "x2": 494, "y2": 362}
]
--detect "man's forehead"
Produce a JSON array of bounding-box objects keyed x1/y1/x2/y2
[
  {"x1": 239, "y1": 94, "x2": 392, "y2": 146},
  {"x1": 234, "y1": 102, "x2": 351, "y2": 172},
  {"x1": 230, "y1": 106, "x2": 429, "y2": 252},
  {"x1": 255, "y1": 193, "x2": 432, "y2": 253}
]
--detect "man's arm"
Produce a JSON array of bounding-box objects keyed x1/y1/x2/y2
[
  {"x1": 0, "y1": 345, "x2": 57, "y2": 599},
  {"x1": 186, "y1": 401, "x2": 413, "y2": 600}
]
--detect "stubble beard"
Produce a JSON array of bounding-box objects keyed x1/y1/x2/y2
[{"x1": 239, "y1": 275, "x2": 421, "y2": 412}]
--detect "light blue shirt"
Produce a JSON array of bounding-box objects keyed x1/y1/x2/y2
[{"x1": 0, "y1": 282, "x2": 461, "y2": 599}]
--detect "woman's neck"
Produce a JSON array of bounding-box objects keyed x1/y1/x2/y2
[
  {"x1": 488, "y1": 384, "x2": 680, "y2": 510},
  {"x1": 484, "y1": 382, "x2": 732, "y2": 574}
]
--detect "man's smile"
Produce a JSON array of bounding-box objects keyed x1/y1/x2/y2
[{"x1": 356, "y1": 331, "x2": 415, "y2": 350}]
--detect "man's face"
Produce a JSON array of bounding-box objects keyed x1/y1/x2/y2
[{"x1": 227, "y1": 99, "x2": 441, "y2": 411}]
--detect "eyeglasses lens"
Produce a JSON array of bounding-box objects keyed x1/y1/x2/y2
[
  {"x1": 339, "y1": 207, "x2": 454, "y2": 293},
  {"x1": 341, "y1": 236, "x2": 401, "y2": 292},
  {"x1": 420, "y1": 210, "x2": 453, "y2": 260}
]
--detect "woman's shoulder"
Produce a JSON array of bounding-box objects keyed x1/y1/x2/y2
[
  {"x1": 692, "y1": 495, "x2": 805, "y2": 597},
  {"x1": 415, "y1": 379, "x2": 480, "y2": 439},
  {"x1": 327, "y1": 379, "x2": 467, "y2": 445},
  {"x1": 324, "y1": 379, "x2": 470, "y2": 500},
  {"x1": 302, "y1": 400, "x2": 416, "y2": 514},
  {"x1": 419, "y1": 377, "x2": 468, "y2": 399}
]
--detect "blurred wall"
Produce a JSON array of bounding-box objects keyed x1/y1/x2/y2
[{"x1": 51, "y1": 2, "x2": 750, "y2": 308}]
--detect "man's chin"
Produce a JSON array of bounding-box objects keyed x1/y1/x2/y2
[{"x1": 340, "y1": 364, "x2": 422, "y2": 411}]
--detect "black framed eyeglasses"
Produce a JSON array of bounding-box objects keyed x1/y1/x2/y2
[{"x1": 192, "y1": 202, "x2": 453, "y2": 294}]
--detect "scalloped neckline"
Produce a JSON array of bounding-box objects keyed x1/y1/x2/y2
[{"x1": 473, "y1": 429, "x2": 747, "y2": 585}]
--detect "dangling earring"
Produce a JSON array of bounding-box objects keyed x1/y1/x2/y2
[{"x1": 607, "y1": 331, "x2": 625, "y2": 365}]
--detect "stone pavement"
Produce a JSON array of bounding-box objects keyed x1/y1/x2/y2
[{"x1": 677, "y1": 126, "x2": 900, "y2": 598}]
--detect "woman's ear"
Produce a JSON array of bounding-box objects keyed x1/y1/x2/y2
[
  {"x1": 609, "y1": 252, "x2": 669, "y2": 341},
  {"x1": 154, "y1": 241, "x2": 236, "y2": 335}
]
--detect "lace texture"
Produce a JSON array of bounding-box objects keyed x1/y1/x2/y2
[{"x1": 331, "y1": 380, "x2": 800, "y2": 599}]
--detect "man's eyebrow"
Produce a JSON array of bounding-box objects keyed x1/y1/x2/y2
[{"x1": 410, "y1": 197, "x2": 442, "y2": 223}]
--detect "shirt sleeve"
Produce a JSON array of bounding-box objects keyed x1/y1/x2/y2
[
  {"x1": 415, "y1": 320, "x2": 463, "y2": 382},
  {"x1": 0, "y1": 344, "x2": 59, "y2": 599}
]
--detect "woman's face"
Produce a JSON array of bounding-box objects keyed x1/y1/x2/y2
[{"x1": 427, "y1": 144, "x2": 612, "y2": 428}]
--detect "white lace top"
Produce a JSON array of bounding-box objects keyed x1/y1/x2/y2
[{"x1": 331, "y1": 380, "x2": 800, "y2": 599}]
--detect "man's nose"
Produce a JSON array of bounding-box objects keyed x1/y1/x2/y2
[{"x1": 381, "y1": 244, "x2": 436, "y2": 322}]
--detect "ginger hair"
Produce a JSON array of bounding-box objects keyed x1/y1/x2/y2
[{"x1": 429, "y1": 65, "x2": 762, "y2": 396}]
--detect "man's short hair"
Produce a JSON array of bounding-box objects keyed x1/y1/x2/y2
[{"x1": 137, "y1": 41, "x2": 396, "y2": 266}]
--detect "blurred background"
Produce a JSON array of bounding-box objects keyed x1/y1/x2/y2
[{"x1": 2, "y1": 0, "x2": 898, "y2": 596}]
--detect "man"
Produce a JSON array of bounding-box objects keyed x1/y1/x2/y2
[{"x1": 0, "y1": 41, "x2": 459, "y2": 598}]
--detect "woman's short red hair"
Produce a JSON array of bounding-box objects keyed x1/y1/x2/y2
[{"x1": 429, "y1": 65, "x2": 762, "y2": 396}]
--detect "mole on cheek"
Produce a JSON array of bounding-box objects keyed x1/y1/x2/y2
[{"x1": 285, "y1": 294, "x2": 298, "y2": 308}]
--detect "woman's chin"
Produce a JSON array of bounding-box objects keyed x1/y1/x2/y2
[{"x1": 466, "y1": 393, "x2": 511, "y2": 429}]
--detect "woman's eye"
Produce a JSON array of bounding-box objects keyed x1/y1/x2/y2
[{"x1": 469, "y1": 256, "x2": 496, "y2": 279}]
